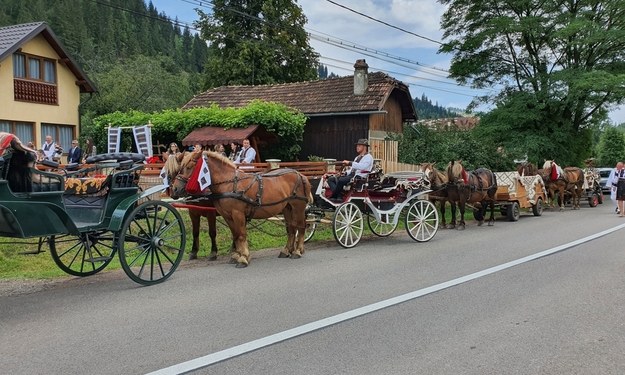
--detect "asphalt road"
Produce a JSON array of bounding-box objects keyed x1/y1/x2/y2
[{"x1": 2, "y1": 199, "x2": 625, "y2": 375}]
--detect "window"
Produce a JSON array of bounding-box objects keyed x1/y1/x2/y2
[
  {"x1": 13, "y1": 53, "x2": 55, "y2": 83},
  {"x1": 0, "y1": 121, "x2": 34, "y2": 144},
  {"x1": 41, "y1": 123, "x2": 74, "y2": 151}
]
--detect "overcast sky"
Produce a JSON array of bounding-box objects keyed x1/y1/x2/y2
[{"x1": 150, "y1": 0, "x2": 625, "y2": 124}]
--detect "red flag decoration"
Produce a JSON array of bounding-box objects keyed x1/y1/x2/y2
[{"x1": 185, "y1": 157, "x2": 203, "y2": 195}]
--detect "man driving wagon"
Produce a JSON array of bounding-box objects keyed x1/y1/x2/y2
[{"x1": 327, "y1": 138, "x2": 374, "y2": 202}]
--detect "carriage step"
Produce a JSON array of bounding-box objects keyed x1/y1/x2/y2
[{"x1": 85, "y1": 256, "x2": 112, "y2": 263}]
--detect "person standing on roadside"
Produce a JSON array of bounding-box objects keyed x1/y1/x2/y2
[{"x1": 607, "y1": 162, "x2": 624, "y2": 214}]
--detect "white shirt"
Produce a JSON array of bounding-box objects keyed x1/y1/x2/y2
[
  {"x1": 235, "y1": 147, "x2": 256, "y2": 164},
  {"x1": 42, "y1": 142, "x2": 55, "y2": 160},
  {"x1": 348, "y1": 153, "x2": 374, "y2": 178}
]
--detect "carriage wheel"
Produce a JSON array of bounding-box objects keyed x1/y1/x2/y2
[
  {"x1": 332, "y1": 202, "x2": 363, "y2": 248},
  {"x1": 507, "y1": 202, "x2": 520, "y2": 221},
  {"x1": 303, "y1": 209, "x2": 322, "y2": 243},
  {"x1": 588, "y1": 192, "x2": 599, "y2": 207},
  {"x1": 118, "y1": 201, "x2": 186, "y2": 285},
  {"x1": 405, "y1": 200, "x2": 439, "y2": 242},
  {"x1": 366, "y1": 212, "x2": 397, "y2": 237},
  {"x1": 49, "y1": 231, "x2": 117, "y2": 277},
  {"x1": 532, "y1": 198, "x2": 544, "y2": 216}
]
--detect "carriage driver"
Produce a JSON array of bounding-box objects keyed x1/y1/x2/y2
[{"x1": 327, "y1": 138, "x2": 374, "y2": 201}]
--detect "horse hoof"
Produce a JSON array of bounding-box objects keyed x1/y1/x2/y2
[
  {"x1": 228, "y1": 258, "x2": 237, "y2": 264},
  {"x1": 235, "y1": 262, "x2": 248, "y2": 268},
  {"x1": 446, "y1": 224, "x2": 455, "y2": 230},
  {"x1": 291, "y1": 253, "x2": 301, "y2": 259},
  {"x1": 208, "y1": 255, "x2": 217, "y2": 261},
  {"x1": 189, "y1": 253, "x2": 197, "y2": 260},
  {"x1": 488, "y1": 222, "x2": 494, "y2": 226},
  {"x1": 477, "y1": 221, "x2": 484, "y2": 226},
  {"x1": 457, "y1": 226, "x2": 466, "y2": 231},
  {"x1": 278, "y1": 252, "x2": 290, "y2": 258}
]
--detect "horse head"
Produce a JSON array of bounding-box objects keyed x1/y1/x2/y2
[
  {"x1": 541, "y1": 160, "x2": 560, "y2": 181},
  {"x1": 447, "y1": 160, "x2": 467, "y2": 184},
  {"x1": 169, "y1": 150, "x2": 203, "y2": 199}
]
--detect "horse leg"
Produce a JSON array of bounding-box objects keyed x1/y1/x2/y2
[
  {"x1": 188, "y1": 210, "x2": 201, "y2": 260},
  {"x1": 279, "y1": 207, "x2": 295, "y2": 258},
  {"x1": 292, "y1": 203, "x2": 308, "y2": 259},
  {"x1": 559, "y1": 187, "x2": 565, "y2": 211},
  {"x1": 207, "y1": 211, "x2": 218, "y2": 261},
  {"x1": 487, "y1": 200, "x2": 496, "y2": 226},
  {"x1": 457, "y1": 201, "x2": 466, "y2": 230},
  {"x1": 447, "y1": 201, "x2": 456, "y2": 229}
]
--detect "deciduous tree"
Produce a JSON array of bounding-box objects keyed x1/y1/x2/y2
[{"x1": 439, "y1": 0, "x2": 625, "y2": 165}]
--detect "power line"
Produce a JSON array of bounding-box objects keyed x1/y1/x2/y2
[{"x1": 325, "y1": 0, "x2": 446, "y2": 47}]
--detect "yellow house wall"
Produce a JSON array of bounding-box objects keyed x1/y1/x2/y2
[{"x1": 0, "y1": 34, "x2": 81, "y2": 145}]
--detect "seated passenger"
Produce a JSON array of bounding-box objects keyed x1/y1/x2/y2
[{"x1": 327, "y1": 139, "x2": 373, "y2": 200}]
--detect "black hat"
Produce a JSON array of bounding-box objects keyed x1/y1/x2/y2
[{"x1": 355, "y1": 138, "x2": 369, "y2": 147}]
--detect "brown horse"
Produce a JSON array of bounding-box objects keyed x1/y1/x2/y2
[
  {"x1": 169, "y1": 150, "x2": 313, "y2": 267},
  {"x1": 418, "y1": 162, "x2": 450, "y2": 228},
  {"x1": 517, "y1": 161, "x2": 539, "y2": 177},
  {"x1": 164, "y1": 155, "x2": 219, "y2": 261},
  {"x1": 540, "y1": 160, "x2": 584, "y2": 210},
  {"x1": 446, "y1": 160, "x2": 498, "y2": 229}
]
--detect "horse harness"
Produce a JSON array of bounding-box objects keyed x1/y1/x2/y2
[{"x1": 197, "y1": 167, "x2": 309, "y2": 218}]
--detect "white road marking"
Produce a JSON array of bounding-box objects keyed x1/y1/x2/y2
[{"x1": 146, "y1": 223, "x2": 625, "y2": 375}]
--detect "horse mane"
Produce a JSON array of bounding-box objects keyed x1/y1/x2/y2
[
  {"x1": 204, "y1": 150, "x2": 236, "y2": 168},
  {"x1": 542, "y1": 160, "x2": 554, "y2": 169},
  {"x1": 447, "y1": 160, "x2": 466, "y2": 183},
  {"x1": 163, "y1": 152, "x2": 181, "y2": 177}
]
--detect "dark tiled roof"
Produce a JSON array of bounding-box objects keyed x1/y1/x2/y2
[
  {"x1": 181, "y1": 125, "x2": 259, "y2": 146},
  {"x1": 183, "y1": 72, "x2": 416, "y2": 120},
  {"x1": 0, "y1": 22, "x2": 96, "y2": 93}
]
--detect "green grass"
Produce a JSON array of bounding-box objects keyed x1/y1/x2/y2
[
  {"x1": 0, "y1": 213, "x2": 339, "y2": 280},
  {"x1": 0, "y1": 204, "x2": 449, "y2": 280}
]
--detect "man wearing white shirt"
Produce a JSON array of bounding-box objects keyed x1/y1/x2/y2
[
  {"x1": 41, "y1": 135, "x2": 55, "y2": 161},
  {"x1": 607, "y1": 161, "x2": 624, "y2": 214},
  {"x1": 235, "y1": 138, "x2": 256, "y2": 164},
  {"x1": 327, "y1": 138, "x2": 374, "y2": 201}
]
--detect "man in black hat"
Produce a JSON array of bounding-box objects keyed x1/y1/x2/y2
[{"x1": 327, "y1": 138, "x2": 374, "y2": 201}]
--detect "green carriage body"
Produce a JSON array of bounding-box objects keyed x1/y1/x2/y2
[{"x1": 0, "y1": 141, "x2": 185, "y2": 285}]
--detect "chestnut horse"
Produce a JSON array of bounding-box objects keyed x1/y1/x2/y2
[
  {"x1": 540, "y1": 160, "x2": 584, "y2": 210},
  {"x1": 169, "y1": 150, "x2": 313, "y2": 268},
  {"x1": 164, "y1": 155, "x2": 219, "y2": 261},
  {"x1": 418, "y1": 162, "x2": 450, "y2": 228},
  {"x1": 446, "y1": 160, "x2": 498, "y2": 229}
]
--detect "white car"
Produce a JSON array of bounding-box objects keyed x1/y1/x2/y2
[{"x1": 598, "y1": 167, "x2": 613, "y2": 193}]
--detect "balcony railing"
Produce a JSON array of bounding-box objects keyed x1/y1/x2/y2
[{"x1": 14, "y1": 79, "x2": 58, "y2": 105}]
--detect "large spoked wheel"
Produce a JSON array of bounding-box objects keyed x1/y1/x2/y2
[
  {"x1": 118, "y1": 201, "x2": 186, "y2": 285},
  {"x1": 333, "y1": 202, "x2": 363, "y2": 248},
  {"x1": 405, "y1": 200, "x2": 439, "y2": 242},
  {"x1": 366, "y1": 212, "x2": 398, "y2": 237},
  {"x1": 49, "y1": 231, "x2": 117, "y2": 277}
]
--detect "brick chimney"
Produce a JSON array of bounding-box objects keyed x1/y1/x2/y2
[{"x1": 353, "y1": 59, "x2": 368, "y2": 95}]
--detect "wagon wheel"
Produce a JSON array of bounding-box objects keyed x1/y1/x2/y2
[
  {"x1": 366, "y1": 212, "x2": 398, "y2": 237},
  {"x1": 506, "y1": 202, "x2": 520, "y2": 221},
  {"x1": 405, "y1": 200, "x2": 439, "y2": 242},
  {"x1": 332, "y1": 202, "x2": 363, "y2": 248},
  {"x1": 532, "y1": 197, "x2": 544, "y2": 216},
  {"x1": 588, "y1": 190, "x2": 600, "y2": 207},
  {"x1": 49, "y1": 231, "x2": 117, "y2": 277},
  {"x1": 118, "y1": 200, "x2": 186, "y2": 285}
]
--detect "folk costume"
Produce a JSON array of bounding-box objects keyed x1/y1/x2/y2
[{"x1": 327, "y1": 139, "x2": 374, "y2": 200}]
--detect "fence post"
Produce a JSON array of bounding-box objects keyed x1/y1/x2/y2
[
  {"x1": 266, "y1": 159, "x2": 281, "y2": 170},
  {"x1": 324, "y1": 158, "x2": 336, "y2": 173}
]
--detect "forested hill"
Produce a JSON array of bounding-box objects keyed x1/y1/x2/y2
[
  {"x1": 414, "y1": 94, "x2": 459, "y2": 119},
  {"x1": 0, "y1": 0, "x2": 207, "y2": 72}
]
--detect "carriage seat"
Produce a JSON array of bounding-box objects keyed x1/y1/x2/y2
[
  {"x1": 64, "y1": 176, "x2": 110, "y2": 196},
  {"x1": 30, "y1": 169, "x2": 63, "y2": 193}
]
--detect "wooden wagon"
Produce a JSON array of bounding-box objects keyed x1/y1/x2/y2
[{"x1": 493, "y1": 172, "x2": 547, "y2": 221}]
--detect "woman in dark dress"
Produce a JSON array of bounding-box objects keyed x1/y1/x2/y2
[{"x1": 613, "y1": 165, "x2": 625, "y2": 217}]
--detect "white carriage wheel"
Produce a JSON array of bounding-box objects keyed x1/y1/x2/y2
[
  {"x1": 332, "y1": 202, "x2": 363, "y2": 248},
  {"x1": 405, "y1": 200, "x2": 439, "y2": 242},
  {"x1": 366, "y1": 212, "x2": 398, "y2": 237}
]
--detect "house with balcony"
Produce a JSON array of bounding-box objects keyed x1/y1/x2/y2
[{"x1": 0, "y1": 22, "x2": 96, "y2": 151}]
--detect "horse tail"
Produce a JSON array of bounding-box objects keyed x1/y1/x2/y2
[{"x1": 304, "y1": 175, "x2": 313, "y2": 204}]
